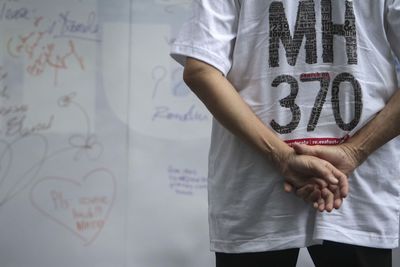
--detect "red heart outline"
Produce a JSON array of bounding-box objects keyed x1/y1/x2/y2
[{"x1": 30, "y1": 168, "x2": 116, "y2": 246}]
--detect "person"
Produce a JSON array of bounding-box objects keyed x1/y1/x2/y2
[{"x1": 170, "y1": 0, "x2": 400, "y2": 266}]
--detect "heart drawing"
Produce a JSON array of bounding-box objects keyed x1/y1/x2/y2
[{"x1": 30, "y1": 168, "x2": 116, "y2": 246}]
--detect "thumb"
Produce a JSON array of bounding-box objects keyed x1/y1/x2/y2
[{"x1": 292, "y1": 143, "x2": 319, "y2": 157}]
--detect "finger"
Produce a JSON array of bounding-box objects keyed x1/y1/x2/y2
[
  {"x1": 327, "y1": 164, "x2": 348, "y2": 198},
  {"x1": 309, "y1": 177, "x2": 328, "y2": 189},
  {"x1": 284, "y1": 182, "x2": 294, "y2": 193},
  {"x1": 306, "y1": 187, "x2": 322, "y2": 203},
  {"x1": 302, "y1": 179, "x2": 323, "y2": 202},
  {"x1": 322, "y1": 188, "x2": 334, "y2": 212},
  {"x1": 331, "y1": 185, "x2": 343, "y2": 209},
  {"x1": 334, "y1": 197, "x2": 343, "y2": 210},
  {"x1": 296, "y1": 184, "x2": 314, "y2": 201},
  {"x1": 331, "y1": 168, "x2": 349, "y2": 198},
  {"x1": 317, "y1": 197, "x2": 325, "y2": 212},
  {"x1": 292, "y1": 143, "x2": 319, "y2": 157}
]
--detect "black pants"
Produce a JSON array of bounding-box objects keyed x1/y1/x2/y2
[{"x1": 215, "y1": 241, "x2": 392, "y2": 267}]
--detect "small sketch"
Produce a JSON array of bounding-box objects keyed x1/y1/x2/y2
[
  {"x1": 30, "y1": 168, "x2": 116, "y2": 246},
  {"x1": 68, "y1": 134, "x2": 103, "y2": 161},
  {"x1": 151, "y1": 65, "x2": 167, "y2": 99},
  {"x1": 151, "y1": 65, "x2": 190, "y2": 99},
  {"x1": 58, "y1": 92, "x2": 103, "y2": 161}
]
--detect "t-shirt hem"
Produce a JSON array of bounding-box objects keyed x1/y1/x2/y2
[
  {"x1": 210, "y1": 226, "x2": 399, "y2": 253},
  {"x1": 210, "y1": 235, "x2": 321, "y2": 253},
  {"x1": 314, "y1": 227, "x2": 399, "y2": 249},
  {"x1": 170, "y1": 44, "x2": 231, "y2": 76}
]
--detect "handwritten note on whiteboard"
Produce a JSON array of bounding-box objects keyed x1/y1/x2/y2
[
  {"x1": 0, "y1": 0, "x2": 128, "y2": 266},
  {"x1": 0, "y1": 0, "x2": 98, "y2": 134}
]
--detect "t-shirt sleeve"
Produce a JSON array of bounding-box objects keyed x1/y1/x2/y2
[
  {"x1": 387, "y1": 0, "x2": 400, "y2": 59},
  {"x1": 170, "y1": 0, "x2": 239, "y2": 76}
]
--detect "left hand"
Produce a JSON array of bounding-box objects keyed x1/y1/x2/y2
[{"x1": 285, "y1": 143, "x2": 359, "y2": 212}]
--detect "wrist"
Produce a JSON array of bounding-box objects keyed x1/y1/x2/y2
[
  {"x1": 272, "y1": 146, "x2": 295, "y2": 174},
  {"x1": 339, "y1": 142, "x2": 366, "y2": 168}
]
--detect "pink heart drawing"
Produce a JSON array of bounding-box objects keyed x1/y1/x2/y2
[{"x1": 30, "y1": 168, "x2": 116, "y2": 246}]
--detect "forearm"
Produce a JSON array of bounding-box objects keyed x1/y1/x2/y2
[
  {"x1": 345, "y1": 88, "x2": 400, "y2": 163},
  {"x1": 183, "y1": 57, "x2": 292, "y2": 166}
]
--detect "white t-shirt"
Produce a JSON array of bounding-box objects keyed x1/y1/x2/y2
[{"x1": 171, "y1": 0, "x2": 400, "y2": 252}]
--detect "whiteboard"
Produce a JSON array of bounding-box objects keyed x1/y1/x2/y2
[
  {"x1": 0, "y1": 0, "x2": 129, "y2": 266},
  {"x1": 0, "y1": 0, "x2": 398, "y2": 267}
]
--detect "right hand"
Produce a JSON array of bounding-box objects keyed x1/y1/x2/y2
[{"x1": 278, "y1": 149, "x2": 349, "y2": 212}]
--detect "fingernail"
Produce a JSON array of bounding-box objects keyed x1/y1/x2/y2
[{"x1": 331, "y1": 176, "x2": 339, "y2": 184}]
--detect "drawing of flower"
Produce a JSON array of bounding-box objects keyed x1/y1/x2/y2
[{"x1": 68, "y1": 134, "x2": 103, "y2": 161}]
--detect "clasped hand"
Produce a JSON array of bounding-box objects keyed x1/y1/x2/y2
[{"x1": 280, "y1": 143, "x2": 359, "y2": 212}]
